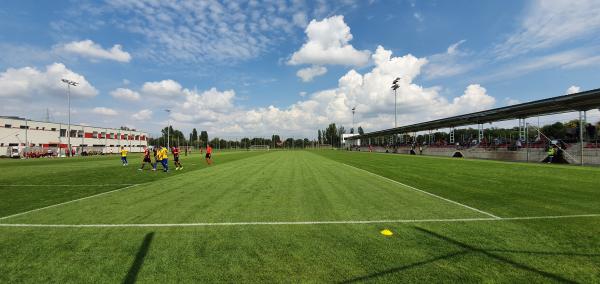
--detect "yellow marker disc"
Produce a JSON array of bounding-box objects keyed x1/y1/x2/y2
[{"x1": 380, "y1": 229, "x2": 393, "y2": 236}]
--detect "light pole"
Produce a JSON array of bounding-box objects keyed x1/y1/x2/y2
[
  {"x1": 61, "y1": 79, "x2": 78, "y2": 157},
  {"x1": 164, "y1": 109, "x2": 171, "y2": 149},
  {"x1": 391, "y1": 77, "x2": 400, "y2": 128},
  {"x1": 391, "y1": 77, "x2": 400, "y2": 146},
  {"x1": 352, "y1": 106, "x2": 356, "y2": 133}
]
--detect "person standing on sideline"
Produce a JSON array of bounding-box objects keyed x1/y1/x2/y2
[
  {"x1": 120, "y1": 146, "x2": 128, "y2": 166},
  {"x1": 546, "y1": 145, "x2": 555, "y2": 164},
  {"x1": 419, "y1": 145, "x2": 423, "y2": 155},
  {"x1": 205, "y1": 144, "x2": 213, "y2": 165}
]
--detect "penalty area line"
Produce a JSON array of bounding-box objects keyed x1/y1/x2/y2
[
  {"x1": 0, "y1": 184, "x2": 140, "y2": 221},
  {"x1": 1, "y1": 214, "x2": 600, "y2": 228},
  {"x1": 338, "y1": 162, "x2": 501, "y2": 219}
]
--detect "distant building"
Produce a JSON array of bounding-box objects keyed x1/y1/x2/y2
[
  {"x1": 0, "y1": 116, "x2": 148, "y2": 157},
  {"x1": 342, "y1": 133, "x2": 360, "y2": 149}
]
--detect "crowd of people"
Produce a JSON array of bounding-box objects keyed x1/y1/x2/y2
[{"x1": 118, "y1": 144, "x2": 213, "y2": 173}]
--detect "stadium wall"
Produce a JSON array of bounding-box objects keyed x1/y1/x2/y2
[
  {"x1": 353, "y1": 145, "x2": 600, "y2": 165},
  {"x1": 0, "y1": 116, "x2": 148, "y2": 157}
]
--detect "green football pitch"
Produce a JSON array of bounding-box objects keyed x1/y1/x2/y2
[{"x1": 1, "y1": 150, "x2": 600, "y2": 282}]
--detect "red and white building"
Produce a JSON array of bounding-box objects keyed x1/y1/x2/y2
[{"x1": 0, "y1": 116, "x2": 148, "y2": 157}]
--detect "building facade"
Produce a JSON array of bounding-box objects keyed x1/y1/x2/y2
[{"x1": 0, "y1": 116, "x2": 148, "y2": 157}]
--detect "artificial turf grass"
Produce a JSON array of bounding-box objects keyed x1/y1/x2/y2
[
  {"x1": 1, "y1": 151, "x2": 484, "y2": 224},
  {"x1": 314, "y1": 150, "x2": 600, "y2": 217},
  {"x1": 1, "y1": 150, "x2": 600, "y2": 282},
  {"x1": 0, "y1": 151, "x2": 266, "y2": 217},
  {"x1": 1, "y1": 218, "x2": 599, "y2": 283}
]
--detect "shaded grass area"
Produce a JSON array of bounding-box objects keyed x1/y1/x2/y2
[
  {"x1": 0, "y1": 151, "x2": 264, "y2": 217},
  {"x1": 314, "y1": 150, "x2": 600, "y2": 217}
]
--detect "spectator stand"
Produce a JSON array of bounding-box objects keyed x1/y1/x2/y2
[{"x1": 347, "y1": 88, "x2": 600, "y2": 165}]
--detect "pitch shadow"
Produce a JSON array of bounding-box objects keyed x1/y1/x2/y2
[
  {"x1": 413, "y1": 227, "x2": 578, "y2": 283},
  {"x1": 123, "y1": 232, "x2": 155, "y2": 284},
  {"x1": 340, "y1": 227, "x2": 582, "y2": 283},
  {"x1": 340, "y1": 250, "x2": 469, "y2": 283}
]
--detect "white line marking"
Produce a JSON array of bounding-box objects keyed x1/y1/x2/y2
[
  {"x1": 0, "y1": 184, "x2": 140, "y2": 221},
  {"x1": 339, "y1": 162, "x2": 501, "y2": 219},
  {"x1": 1, "y1": 214, "x2": 599, "y2": 228},
  {"x1": 0, "y1": 184, "x2": 136, "y2": 187}
]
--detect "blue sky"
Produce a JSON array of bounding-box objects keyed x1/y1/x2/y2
[{"x1": 1, "y1": 0, "x2": 599, "y2": 138}]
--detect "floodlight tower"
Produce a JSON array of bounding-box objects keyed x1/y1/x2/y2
[
  {"x1": 164, "y1": 109, "x2": 171, "y2": 149},
  {"x1": 391, "y1": 77, "x2": 400, "y2": 145},
  {"x1": 61, "y1": 79, "x2": 78, "y2": 157},
  {"x1": 351, "y1": 106, "x2": 356, "y2": 133},
  {"x1": 391, "y1": 77, "x2": 400, "y2": 128}
]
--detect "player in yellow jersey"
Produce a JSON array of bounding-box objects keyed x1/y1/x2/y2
[
  {"x1": 120, "y1": 146, "x2": 128, "y2": 166},
  {"x1": 159, "y1": 145, "x2": 169, "y2": 172}
]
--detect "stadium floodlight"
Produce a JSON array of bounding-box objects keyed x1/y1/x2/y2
[
  {"x1": 164, "y1": 109, "x2": 171, "y2": 149},
  {"x1": 61, "y1": 79, "x2": 78, "y2": 157},
  {"x1": 351, "y1": 106, "x2": 356, "y2": 133},
  {"x1": 391, "y1": 77, "x2": 400, "y2": 128}
]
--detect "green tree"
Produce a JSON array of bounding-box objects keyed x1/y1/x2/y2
[
  {"x1": 358, "y1": 126, "x2": 365, "y2": 135},
  {"x1": 200, "y1": 131, "x2": 208, "y2": 147},
  {"x1": 324, "y1": 123, "x2": 338, "y2": 146},
  {"x1": 541, "y1": 122, "x2": 566, "y2": 140},
  {"x1": 190, "y1": 128, "x2": 198, "y2": 147}
]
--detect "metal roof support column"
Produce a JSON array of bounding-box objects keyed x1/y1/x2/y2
[
  {"x1": 429, "y1": 130, "x2": 433, "y2": 145},
  {"x1": 518, "y1": 118, "x2": 526, "y2": 142},
  {"x1": 478, "y1": 123, "x2": 484, "y2": 143},
  {"x1": 526, "y1": 123, "x2": 530, "y2": 162},
  {"x1": 580, "y1": 111, "x2": 585, "y2": 166}
]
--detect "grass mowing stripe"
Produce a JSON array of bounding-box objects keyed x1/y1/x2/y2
[
  {"x1": 0, "y1": 184, "x2": 136, "y2": 187},
  {"x1": 0, "y1": 151, "x2": 268, "y2": 217},
  {"x1": 0, "y1": 184, "x2": 140, "y2": 221},
  {"x1": 1, "y1": 214, "x2": 600, "y2": 227},
  {"x1": 336, "y1": 160, "x2": 501, "y2": 219}
]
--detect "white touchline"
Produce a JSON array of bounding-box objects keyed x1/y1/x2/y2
[
  {"x1": 0, "y1": 184, "x2": 140, "y2": 221},
  {"x1": 0, "y1": 184, "x2": 136, "y2": 187},
  {"x1": 1, "y1": 214, "x2": 599, "y2": 228},
  {"x1": 339, "y1": 162, "x2": 501, "y2": 219}
]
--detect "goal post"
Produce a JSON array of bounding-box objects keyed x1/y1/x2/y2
[{"x1": 249, "y1": 145, "x2": 270, "y2": 151}]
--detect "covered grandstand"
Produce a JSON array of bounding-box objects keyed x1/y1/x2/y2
[{"x1": 346, "y1": 88, "x2": 600, "y2": 165}]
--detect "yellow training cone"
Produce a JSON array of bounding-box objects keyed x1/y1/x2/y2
[{"x1": 380, "y1": 229, "x2": 393, "y2": 236}]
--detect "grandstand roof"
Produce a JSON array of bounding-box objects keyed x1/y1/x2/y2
[{"x1": 348, "y1": 88, "x2": 600, "y2": 140}]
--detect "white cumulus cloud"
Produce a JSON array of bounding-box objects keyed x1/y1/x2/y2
[
  {"x1": 110, "y1": 88, "x2": 140, "y2": 101},
  {"x1": 132, "y1": 109, "x2": 152, "y2": 120},
  {"x1": 92, "y1": 107, "x2": 118, "y2": 116},
  {"x1": 141, "y1": 80, "x2": 183, "y2": 97},
  {"x1": 566, "y1": 85, "x2": 581, "y2": 95},
  {"x1": 59, "y1": 40, "x2": 131, "y2": 62},
  {"x1": 288, "y1": 15, "x2": 371, "y2": 67},
  {"x1": 0, "y1": 63, "x2": 98, "y2": 98},
  {"x1": 160, "y1": 45, "x2": 496, "y2": 137},
  {"x1": 297, "y1": 65, "x2": 327, "y2": 82}
]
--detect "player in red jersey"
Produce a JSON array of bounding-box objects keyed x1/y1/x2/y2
[
  {"x1": 172, "y1": 146, "x2": 183, "y2": 170},
  {"x1": 138, "y1": 147, "x2": 154, "y2": 171},
  {"x1": 205, "y1": 144, "x2": 213, "y2": 165}
]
